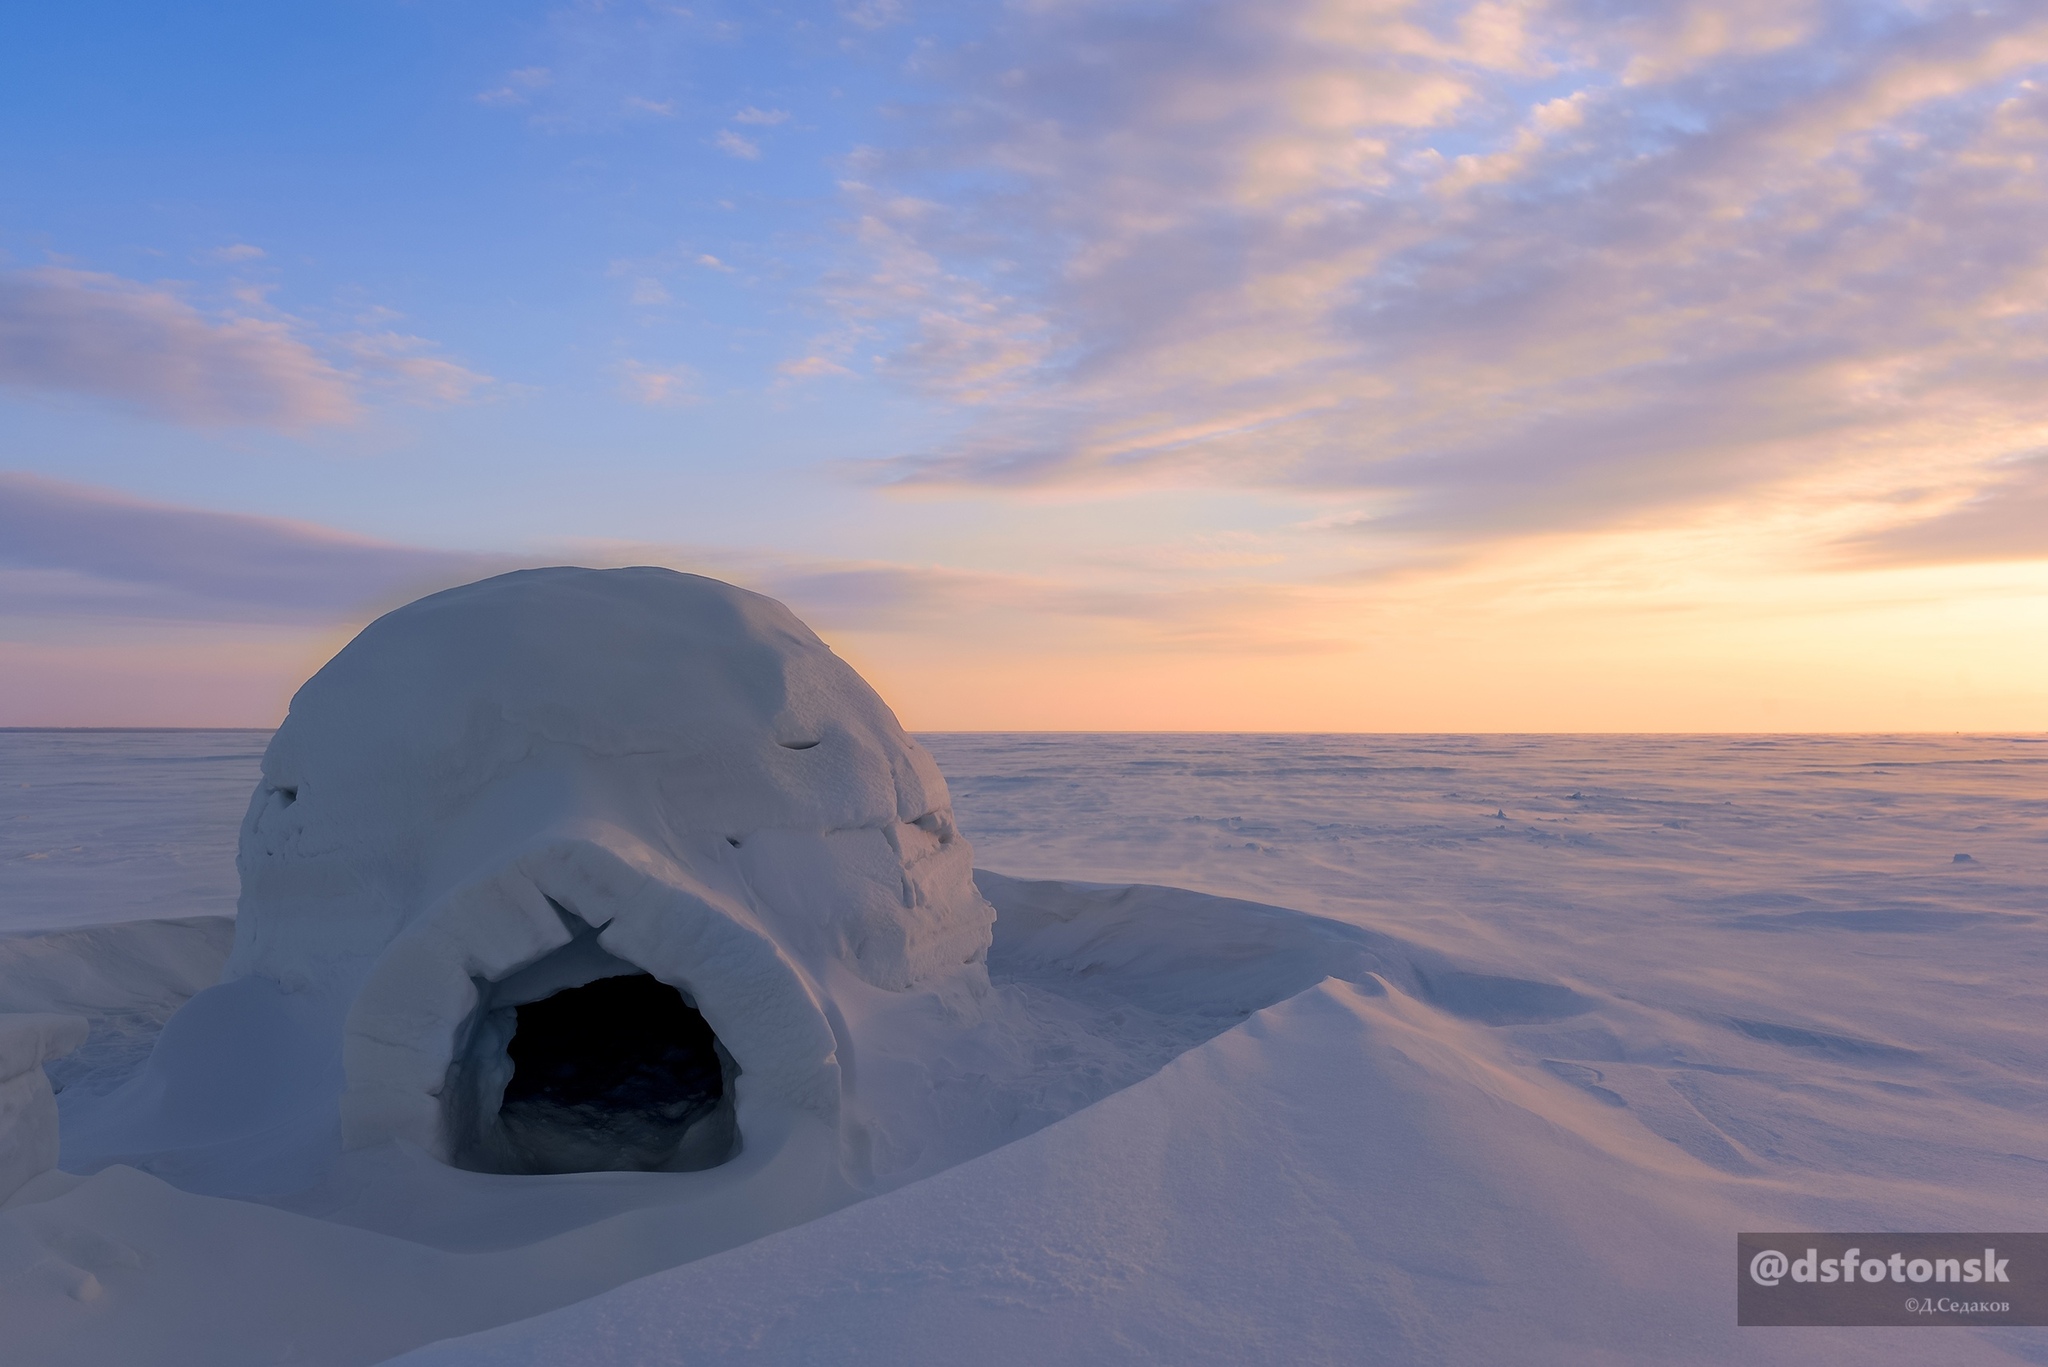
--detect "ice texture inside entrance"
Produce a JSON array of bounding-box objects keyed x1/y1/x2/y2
[
  {"x1": 443, "y1": 910, "x2": 740, "y2": 1175},
  {"x1": 492, "y1": 973, "x2": 735, "y2": 1175}
]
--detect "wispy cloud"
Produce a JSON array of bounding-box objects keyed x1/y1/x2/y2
[
  {"x1": 0, "y1": 471, "x2": 1335, "y2": 656},
  {"x1": 620, "y1": 359, "x2": 700, "y2": 405},
  {"x1": 1840, "y1": 452, "x2": 2048, "y2": 565},
  {"x1": 732, "y1": 106, "x2": 790, "y2": 126},
  {"x1": 0, "y1": 473, "x2": 498, "y2": 623},
  {"x1": 0, "y1": 266, "x2": 495, "y2": 427},
  {"x1": 552, "y1": 540, "x2": 1348, "y2": 654},
  {"x1": 0, "y1": 267, "x2": 357, "y2": 427},
  {"x1": 813, "y1": 187, "x2": 1054, "y2": 403},
  {"x1": 340, "y1": 332, "x2": 494, "y2": 404},
  {"x1": 840, "y1": 0, "x2": 904, "y2": 32},
  {"x1": 714, "y1": 128, "x2": 761, "y2": 159},
  {"x1": 476, "y1": 66, "x2": 554, "y2": 106},
  {"x1": 778, "y1": 355, "x2": 851, "y2": 379},
  {"x1": 631, "y1": 277, "x2": 675, "y2": 306},
  {"x1": 818, "y1": 0, "x2": 2048, "y2": 566}
]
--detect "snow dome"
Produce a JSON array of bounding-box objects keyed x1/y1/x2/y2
[{"x1": 228, "y1": 566, "x2": 994, "y2": 1177}]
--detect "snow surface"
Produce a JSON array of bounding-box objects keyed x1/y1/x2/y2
[
  {"x1": 0, "y1": 729, "x2": 263, "y2": 932},
  {"x1": 2, "y1": 727, "x2": 2045, "y2": 1364},
  {"x1": 0, "y1": 1013, "x2": 86, "y2": 1202}
]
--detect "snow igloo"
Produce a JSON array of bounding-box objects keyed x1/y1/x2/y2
[{"x1": 228, "y1": 566, "x2": 994, "y2": 1178}]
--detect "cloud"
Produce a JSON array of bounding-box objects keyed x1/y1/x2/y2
[
  {"x1": 714, "y1": 129, "x2": 761, "y2": 159},
  {"x1": 1840, "y1": 454, "x2": 2048, "y2": 565},
  {"x1": 840, "y1": 0, "x2": 904, "y2": 31},
  {"x1": 0, "y1": 471, "x2": 1340, "y2": 658},
  {"x1": 0, "y1": 473, "x2": 499, "y2": 624},
  {"x1": 212, "y1": 243, "x2": 267, "y2": 263},
  {"x1": 1610, "y1": 0, "x2": 1827, "y2": 84},
  {"x1": 813, "y1": 192, "x2": 1054, "y2": 403},
  {"x1": 777, "y1": 355, "x2": 851, "y2": 379},
  {"x1": 454, "y1": 4, "x2": 771, "y2": 133},
  {"x1": 817, "y1": 0, "x2": 2048, "y2": 565},
  {"x1": 696, "y1": 254, "x2": 736, "y2": 273},
  {"x1": 477, "y1": 66, "x2": 554, "y2": 106},
  {"x1": 557, "y1": 543, "x2": 1347, "y2": 653},
  {"x1": 621, "y1": 359, "x2": 700, "y2": 405},
  {"x1": 733, "y1": 106, "x2": 791, "y2": 125},
  {"x1": 340, "y1": 332, "x2": 494, "y2": 404},
  {"x1": 0, "y1": 267, "x2": 357, "y2": 427},
  {"x1": 0, "y1": 266, "x2": 496, "y2": 426}
]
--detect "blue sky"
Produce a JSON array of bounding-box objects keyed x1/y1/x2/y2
[
  {"x1": 3, "y1": 0, "x2": 2046, "y2": 728},
  {"x1": 1, "y1": 2, "x2": 945, "y2": 537}
]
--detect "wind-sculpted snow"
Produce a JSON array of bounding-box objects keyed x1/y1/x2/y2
[
  {"x1": 2, "y1": 727, "x2": 2045, "y2": 1364},
  {"x1": 0, "y1": 918, "x2": 232, "y2": 1101},
  {"x1": 0, "y1": 1013, "x2": 86, "y2": 1203}
]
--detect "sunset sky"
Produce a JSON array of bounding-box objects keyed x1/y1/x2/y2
[{"x1": 3, "y1": 0, "x2": 2045, "y2": 730}]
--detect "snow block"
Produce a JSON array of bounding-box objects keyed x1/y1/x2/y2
[{"x1": 0, "y1": 1013, "x2": 88, "y2": 1204}]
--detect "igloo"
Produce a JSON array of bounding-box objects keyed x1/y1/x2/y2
[{"x1": 220, "y1": 566, "x2": 994, "y2": 1180}]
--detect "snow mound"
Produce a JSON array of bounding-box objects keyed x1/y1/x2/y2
[{"x1": 67, "y1": 567, "x2": 996, "y2": 1194}]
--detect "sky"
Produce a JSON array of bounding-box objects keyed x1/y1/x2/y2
[{"x1": 2, "y1": 0, "x2": 2045, "y2": 730}]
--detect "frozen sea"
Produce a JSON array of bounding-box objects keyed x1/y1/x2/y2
[
  {"x1": 8, "y1": 731, "x2": 2044, "y2": 1049},
  {"x1": 9, "y1": 729, "x2": 2045, "y2": 938},
  {"x1": 6, "y1": 729, "x2": 2047, "y2": 1176},
  {"x1": 4, "y1": 730, "x2": 2046, "y2": 1365}
]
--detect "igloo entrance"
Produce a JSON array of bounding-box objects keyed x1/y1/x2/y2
[{"x1": 445, "y1": 912, "x2": 740, "y2": 1175}]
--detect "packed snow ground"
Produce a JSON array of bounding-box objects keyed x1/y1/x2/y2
[{"x1": 3, "y1": 731, "x2": 2046, "y2": 1364}]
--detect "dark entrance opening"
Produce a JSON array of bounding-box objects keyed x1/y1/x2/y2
[
  {"x1": 443, "y1": 905, "x2": 744, "y2": 1176},
  {"x1": 495, "y1": 973, "x2": 731, "y2": 1173}
]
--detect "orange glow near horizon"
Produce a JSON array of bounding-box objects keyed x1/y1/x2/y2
[{"x1": 8, "y1": 533, "x2": 2042, "y2": 733}]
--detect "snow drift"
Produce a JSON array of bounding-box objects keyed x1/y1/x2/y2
[{"x1": 0, "y1": 1014, "x2": 87, "y2": 1203}]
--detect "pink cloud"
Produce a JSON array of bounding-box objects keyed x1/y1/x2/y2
[
  {"x1": 0, "y1": 472, "x2": 496, "y2": 622},
  {"x1": 777, "y1": 355, "x2": 852, "y2": 379},
  {"x1": 0, "y1": 267, "x2": 357, "y2": 428},
  {"x1": 341, "y1": 332, "x2": 494, "y2": 404},
  {"x1": 620, "y1": 360, "x2": 700, "y2": 406},
  {"x1": 1841, "y1": 455, "x2": 2048, "y2": 565},
  {"x1": 823, "y1": 1, "x2": 2048, "y2": 564}
]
